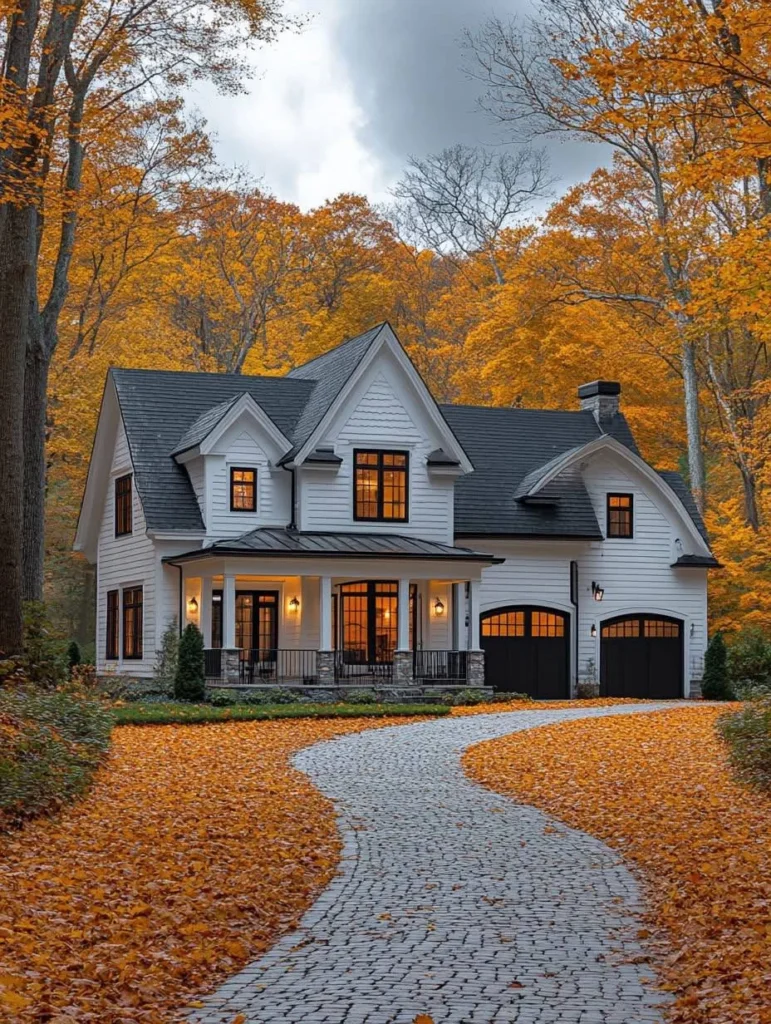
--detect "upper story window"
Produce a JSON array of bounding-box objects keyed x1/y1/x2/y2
[
  {"x1": 122, "y1": 587, "x2": 143, "y2": 659},
  {"x1": 230, "y1": 467, "x2": 257, "y2": 512},
  {"x1": 607, "y1": 493, "x2": 633, "y2": 538},
  {"x1": 354, "y1": 450, "x2": 408, "y2": 522},
  {"x1": 115, "y1": 474, "x2": 133, "y2": 536}
]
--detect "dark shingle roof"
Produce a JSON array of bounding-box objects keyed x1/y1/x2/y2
[
  {"x1": 671, "y1": 554, "x2": 722, "y2": 568},
  {"x1": 171, "y1": 396, "x2": 239, "y2": 456},
  {"x1": 169, "y1": 528, "x2": 500, "y2": 563},
  {"x1": 657, "y1": 471, "x2": 709, "y2": 543},
  {"x1": 112, "y1": 369, "x2": 315, "y2": 532}
]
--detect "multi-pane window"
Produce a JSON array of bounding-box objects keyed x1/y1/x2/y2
[
  {"x1": 607, "y1": 493, "x2": 633, "y2": 538},
  {"x1": 644, "y1": 619, "x2": 680, "y2": 638},
  {"x1": 339, "y1": 581, "x2": 400, "y2": 663},
  {"x1": 602, "y1": 619, "x2": 640, "y2": 638},
  {"x1": 602, "y1": 617, "x2": 681, "y2": 639},
  {"x1": 122, "y1": 587, "x2": 143, "y2": 659},
  {"x1": 230, "y1": 468, "x2": 257, "y2": 512},
  {"x1": 115, "y1": 474, "x2": 132, "y2": 536},
  {"x1": 354, "y1": 450, "x2": 408, "y2": 522},
  {"x1": 531, "y1": 611, "x2": 565, "y2": 637},
  {"x1": 481, "y1": 611, "x2": 525, "y2": 637},
  {"x1": 106, "y1": 590, "x2": 119, "y2": 659}
]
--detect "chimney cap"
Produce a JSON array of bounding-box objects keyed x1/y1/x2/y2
[{"x1": 578, "y1": 380, "x2": 621, "y2": 399}]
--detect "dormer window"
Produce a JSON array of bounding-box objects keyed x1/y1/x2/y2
[
  {"x1": 354, "y1": 450, "x2": 408, "y2": 522},
  {"x1": 230, "y1": 467, "x2": 257, "y2": 512},
  {"x1": 607, "y1": 493, "x2": 633, "y2": 538},
  {"x1": 115, "y1": 474, "x2": 132, "y2": 536}
]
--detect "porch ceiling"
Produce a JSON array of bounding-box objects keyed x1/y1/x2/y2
[{"x1": 163, "y1": 527, "x2": 503, "y2": 565}]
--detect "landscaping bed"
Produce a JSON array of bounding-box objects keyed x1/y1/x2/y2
[
  {"x1": 464, "y1": 705, "x2": 770, "y2": 1024},
  {"x1": 0, "y1": 713, "x2": 428, "y2": 1022},
  {"x1": 113, "y1": 701, "x2": 449, "y2": 725}
]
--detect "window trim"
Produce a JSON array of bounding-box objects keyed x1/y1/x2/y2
[
  {"x1": 230, "y1": 466, "x2": 257, "y2": 513},
  {"x1": 606, "y1": 492, "x2": 634, "y2": 539},
  {"x1": 114, "y1": 474, "x2": 133, "y2": 537},
  {"x1": 106, "y1": 590, "x2": 119, "y2": 660},
  {"x1": 122, "y1": 586, "x2": 143, "y2": 660},
  {"x1": 353, "y1": 449, "x2": 409, "y2": 523}
]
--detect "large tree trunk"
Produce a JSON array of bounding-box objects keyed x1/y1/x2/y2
[
  {"x1": 22, "y1": 321, "x2": 49, "y2": 601},
  {"x1": 0, "y1": 206, "x2": 35, "y2": 654},
  {"x1": 682, "y1": 339, "x2": 707, "y2": 513},
  {"x1": 739, "y1": 463, "x2": 761, "y2": 532}
]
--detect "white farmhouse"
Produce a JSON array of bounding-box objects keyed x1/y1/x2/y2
[{"x1": 75, "y1": 323, "x2": 718, "y2": 698}]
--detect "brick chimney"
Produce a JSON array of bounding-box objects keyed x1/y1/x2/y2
[{"x1": 578, "y1": 380, "x2": 621, "y2": 431}]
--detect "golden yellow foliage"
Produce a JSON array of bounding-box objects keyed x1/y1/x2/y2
[{"x1": 464, "y1": 707, "x2": 771, "y2": 1024}]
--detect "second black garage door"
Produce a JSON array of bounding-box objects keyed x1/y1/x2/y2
[
  {"x1": 600, "y1": 615, "x2": 683, "y2": 699},
  {"x1": 481, "y1": 606, "x2": 570, "y2": 699}
]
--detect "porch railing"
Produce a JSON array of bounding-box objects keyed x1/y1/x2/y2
[
  {"x1": 334, "y1": 649, "x2": 393, "y2": 683},
  {"x1": 240, "y1": 649, "x2": 319, "y2": 685},
  {"x1": 413, "y1": 649, "x2": 468, "y2": 685},
  {"x1": 204, "y1": 648, "x2": 222, "y2": 679}
]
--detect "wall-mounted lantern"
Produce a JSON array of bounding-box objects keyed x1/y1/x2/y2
[
  {"x1": 187, "y1": 596, "x2": 199, "y2": 615},
  {"x1": 433, "y1": 598, "x2": 445, "y2": 616},
  {"x1": 590, "y1": 623, "x2": 597, "y2": 638},
  {"x1": 288, "y1": 596, "x2": 300, "y2": 613},
  {"x1": 591, "y1": 581, "x2": 604, "y2": 602}
]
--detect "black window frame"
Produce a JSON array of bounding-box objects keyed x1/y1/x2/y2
[
  {"x1": 606, "y1": 492, "x2": 634, "y2": 539},
  {"x1": 106, "y1": 589, "x2": 119, "y2": 660},
  {"x1": 353, "y1": 449, "x2": 409, "y2": 523},
  {"x1": 122, "y1": 586, "x2": 143, "y2": 660},
  {"x1": 114, "y1": 474, "x2": 133, "y2": 537},
  {"x1": 230, "y1": 467, "x2": 257, "y2": 512}
]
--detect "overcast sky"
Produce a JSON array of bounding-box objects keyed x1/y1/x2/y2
[{"x1": 190, "y1": 0, "x2": 606, "y2": 210}]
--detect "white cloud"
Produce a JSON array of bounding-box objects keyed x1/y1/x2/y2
[{"x1": 189, "y1": 0, "x2": 393, "y2": 209}]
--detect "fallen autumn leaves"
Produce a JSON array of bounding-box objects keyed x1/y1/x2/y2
[
  {"x1": 0, "y1": 716, "x2": 421, "y2": 1023},
  {"x1": 464, "y1": 706, "x2": 771, "y2": 1024}
]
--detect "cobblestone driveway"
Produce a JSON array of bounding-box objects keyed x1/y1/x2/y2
[{"x1": 189, "y1": 704, "x2": 678, "y2": 1024}]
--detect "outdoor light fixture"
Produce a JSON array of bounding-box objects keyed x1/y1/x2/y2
[
  {"x1": 187, "y1": 596, "x2": 198, "y2": 614},
  {"x1": 434, "y1": 598, "x2": 445, "y2": 616},
  {"x1": 690, "y1": 622, "x2": 695, "y2": 637},
  {"x1": 288, "y1": 596, "x2": 300, "y2": 613},
  {"x1": 590, "y1": 623, "x2": 597, "y2": 638},
  {"x1": 591, "y1": 581, "x2": 604, "y2": 602}
]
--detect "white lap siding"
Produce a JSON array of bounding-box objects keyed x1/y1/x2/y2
[
  {"x1": 298, "y1": 365, "x2": 455, "y2": 544},
  {"x1": 96, "y1": 420, "x2": 155, "y2": 677}
]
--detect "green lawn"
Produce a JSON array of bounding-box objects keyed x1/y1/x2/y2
[{"x1": 112, "y1": 702, "x2": 450, "y2": 726}]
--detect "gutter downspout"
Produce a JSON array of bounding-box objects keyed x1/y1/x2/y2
[
  {"x1": 285, "y1": 465, "x2": 297, "y2": 531},
  {"x1": 570, "y1": 560, "x2": 579, "y2": 695}
]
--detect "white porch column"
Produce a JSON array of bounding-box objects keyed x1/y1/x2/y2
[
  {"x1": 453, "y1": 582, "x2": 466, "y2": 650},
  {"x1": 319, "y1": 575, "x2": 333, "y2": 651},
  {"x1": 469, "y1": 578, "x2": 481, "y2": 651},
  {"x1": 223, "y1": 574, "x2": 236, "y2": 648},
  {"x1": 200, "y1": 576, "x2": 213, "y2": 648},
  {"x1": 397, "y1": 577, "x2": 411, "y2": 651}
]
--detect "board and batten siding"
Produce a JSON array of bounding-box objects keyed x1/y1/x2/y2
[
  {"x1": 96, "y1": 419, "x2": 156, "y2": 677},
  {"x1": 298, "y1": 367, "x2": 455, "y2": 543}
]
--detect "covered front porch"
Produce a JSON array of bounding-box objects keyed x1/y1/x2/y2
[{"x1": 166, "y1": 533, "x2": 496, "y2": 691}]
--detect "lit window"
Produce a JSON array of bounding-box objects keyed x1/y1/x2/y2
[
  {"x1": 122, "y1": 587, "x2": 143, "y2": 659},
  {"x1": 531, "y1": 611, "x2": 565, "y2": 637},
  {"x1": 354, "y1": 450, "x2": 408, "y2": 522},
  {"x1": 230, "y1": 468, "x2": 256, "y2": 512},
  {"x1": 481, "y1": 611, "x2": 525, "y2": 637},
  {"x1": 607, "y1": 493, "x2": 633, "y2": 538},
  {"x1": 644, "y1": 619, "x2": 680, "y2": 638},
  {"x1": 115, "y1": 475, "x2": 132, "y2": 536}
]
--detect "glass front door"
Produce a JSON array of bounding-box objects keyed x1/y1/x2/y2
[
  {"x1": 236, "y1": 591, "x2": 278, "y2": 661},
  {"x1": 338, "y1": 582, "x2": 417, "y2": 663}
]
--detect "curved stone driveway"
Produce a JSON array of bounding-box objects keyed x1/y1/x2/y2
[{"x1": 190, "y1": 704, "x2": 678, "y2": 1024}]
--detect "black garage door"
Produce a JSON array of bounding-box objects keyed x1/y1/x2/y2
[
  {"x1": 481, "y1": 606, "x2": 570, "y2": 699},
  {"x1": 600, "y1": 615, "x2": 683, "y2": 699}
]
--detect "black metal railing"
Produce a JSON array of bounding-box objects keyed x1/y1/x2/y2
[
  {"x1": 334, "y1": 649, "x2": 393, "y2": 683},
  {"x1": 239, "y1": 649, "x2": 318, "y2": 685},
  {"x1": 413, "y1": 649, "x2": 468, "y2": 684},
  {"x1": 204, "y1": 648, "x2": 222, "y2": 679}
]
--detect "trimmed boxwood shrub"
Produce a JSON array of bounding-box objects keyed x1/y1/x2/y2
[
  {"x1": 174, "y1": 624, "x2": 205, "y2": 701},
  {"x1": 0, "y1": 687, "x2": 112, "y2": 828}
]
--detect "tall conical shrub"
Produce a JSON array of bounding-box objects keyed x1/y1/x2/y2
[
  {"x1": 702, "y1": 632, "x2": 734, "y2": 700},
  {"x1": 174, "y1": 623, "x2": 205, "y2": 702}
]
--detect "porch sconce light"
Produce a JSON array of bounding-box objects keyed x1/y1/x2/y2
[
  {"x1": 433, "y1": 598, "x2": 445, "y2": 616},
  {"x1": 690, "y1": 622, "x2": 695, "y2": 637},
  {"x1": 590, "y1": 623, "x2": 597, "y2": 638},
  {"x1": 591, "y1": 581, "x2": 604, "y2": 602},
  {"x1": 187, "y1": 596, "x2": 199, "y2": 615},
  {"x1": 288, "y1": 596, "x2": 300, "y2": 613}
]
